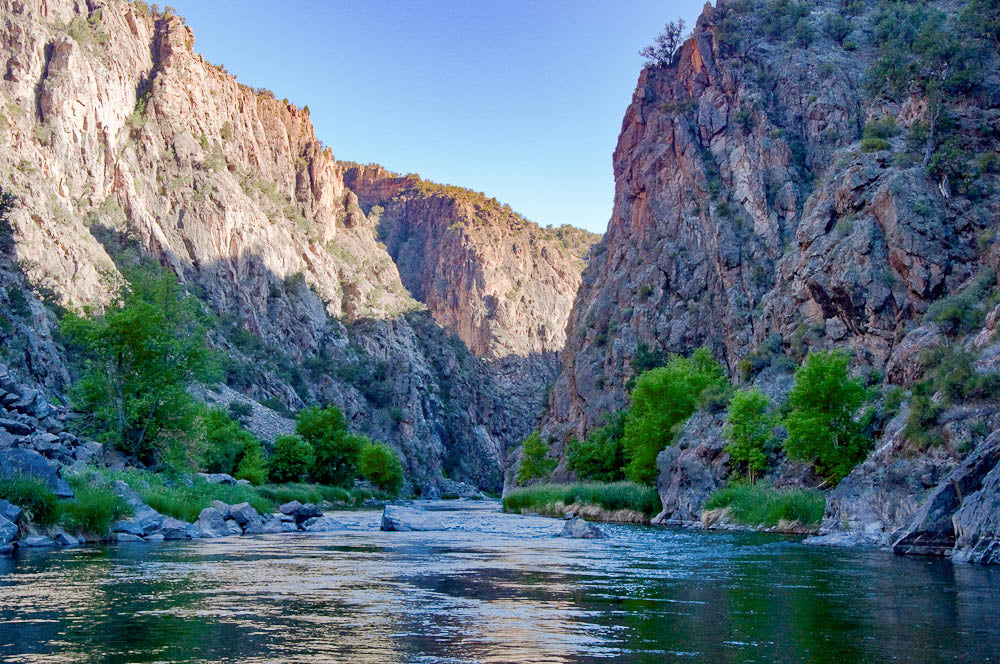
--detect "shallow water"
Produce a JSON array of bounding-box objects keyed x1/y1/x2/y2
[{"x1": 1, "y1": 500, "x2": 998, "y2": 663}]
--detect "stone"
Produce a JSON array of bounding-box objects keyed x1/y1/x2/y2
[
  {"x1": 0, "y1": 516, "x2": 17, "y2": 545},
  {"x1": 258, "y1": 518, "x2": 287, "y2": 534},
  {"x1": 229, "y1": 502, "x2": 261, "y2": 527},
  {"x1": 282, "y1": 502, "x2": 322, "y2": 525},
  {"x1": 278, "y1": 500, "x2": 303, "y2": 515},
  {"x1": 158, "y1": 517, "x2": 193, "y2": 540},
  {"x1": 885, "y1": 325, "x2": 944, "y2": 387},
  {"x1": 559, "y1": 517, "x2": 604, "y2": 539},
  {"x1": 112, "y1": 520, "x2": 146, "y2": 537},
  {"x1": 651, "y1": 411, "x2": 728, "y2": 525},
  {"x1": 144, "y1": 534, "x2": 165, "y2": 542},
  {"x1": 19, "y1": 535, "x2": 55, "y2": 548},
  {"x1": 0, "y1": 498, "x2": 22, "y2": 525},
  {"x1": 195, "y1": 507, "x2": 229, "y2": 538},
  {"x1": 380, "y1": 505, "x2": 444, "y2": 532},
  {"x1": 53, "y1": 531, "x2": 79, "y2": 546},
  {"x1": 195, "y1": 473, "x2": 237, "y2": 485},
  {"x1": 210, "y1": 500, "x2": 231, "y2": 518},
  {"x1": 0, "y1": 448, "x2": 74, "y2": 497},
  {"x1": 115, "y1": 533, "x2": 144, "y2": 543},
  {"x1": 301, "y1": 516, "x2": 344, "y2": 532},
  {"x1": 223, "y1": 520, "x2": 242, "y2": 536},
  {"x1": 0, "y1": 419, "x2": 31, "y2": 436}
]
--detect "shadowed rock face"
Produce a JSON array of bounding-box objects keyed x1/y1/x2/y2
[{"x1": 0, "y1": 0, "x2": 591, "y2": 492}]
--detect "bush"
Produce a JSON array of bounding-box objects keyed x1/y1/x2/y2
[
  {"x1": 60, "y1": 478, "x2": 131, "y2": 535},
  {"x1": 359, "y1": 442, "x2": 405, "y2": 495},
  {"x1": 622, "y1": 348, "x2": 728, "y2": 485},
  {"x1": 502, "y1": 481, "x2": 660, "y2": 517},
  {"x1": 518, "y1": 432, "x2": 557, "y2": 483},
  {"x1": 201, "y1": 408, "x2": 262, "y2": 476},
  {"x1": 227, "y1": 401, "x2": 253, "y2": 422},
  {"x1": 823, "y1": 12, "x2": 853, "y2": 45},
  {"x1": 234, "y1": 441, "x2": 268, "y2": 485},
  {"x1": 268, "y1": 434, "x2": 314, "y2": 484},
  {"x1": 296, "y1": 406, "x2": 363, "y2": 487},
  {"x1": 724, "y1": 389, "x2": 776, "y2": 484},
  {"x1": 924, "y1": 269, "x2": 996, "y2": 335},
  {"x1": 783, "y1": 350, "x2": 871, "y2": 483},
  {"x1": 566, "y1": 411, "x2": 627, "y2": 482},
  {"x1": 0, "y1": 476, "x2": 58, "y2": 526},
  {"x1": 704, "y1": 484, "x2": 825, "y2": 527}
]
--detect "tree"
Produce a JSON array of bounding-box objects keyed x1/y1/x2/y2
[
  {"x1": 640, "y1": 19, "x2": 686, "y2": 67},
  {"x1": 723, "y1": 389, "x2": 776, "y2": 484},
  {"x1": 566, "y1": 410, "x2": 627, "y2": 482},
  {"x1": 359, "y1": 441, "x2": 405, "y2": 495},
  {"x1": 783, "y1": 350, "x2": 870, "y2": 483},
  {"x1": 61, "y1": 263, "x2": 216, "y2": 464},
  {"x1": 268, "y1": 434, "x2": 314, "y2": 483},
  {"x1": 622, "y1": 348, "x2": 728, "y2": 485},
  {"x1": 296, "y1": 405, "x2": 363, "y2": 486},
  {"x1": 518, "y1": 432, "x2": 557, "y2": 484}
]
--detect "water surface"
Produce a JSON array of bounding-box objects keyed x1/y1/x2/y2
[{"x1": 1, "y1": 500, "x2": 998, "y2": 663}]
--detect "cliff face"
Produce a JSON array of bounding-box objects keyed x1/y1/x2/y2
[{"x1": 0, "y1": 0, "x2": 587, "y2": 491}]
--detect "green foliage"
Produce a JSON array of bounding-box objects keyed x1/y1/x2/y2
[
  {"x1": 861, "y1": 116, "x2": 899, "y2": 152},
  {"x1": 234, "y1": 441, "x2": 268, "y2": 485},
  {"x1": 822, "y1": 12, "x2": 853, "y2": 45},
  {"x1": 924, "y1": 269, "x2": 997, "y2": 335},
  {"x1": 61, "y1": 263, "x2": 217, "y2": 465},
  {"x1": 639, "y1": 18, "x2": 686, "y2": 67},
  {"x1": 518, "y1": 431, "x2": 557, "y2": 483},
  {"x1": 0, "y1": 187, "x2": 15, "y2": 255},
  {"x1": 102, "y1": 469, "x2": 270, "y2": 522},
  {"x1": 502, "y1": 481, "x2": 661, "y2": 516},
  {"x1": 0, "y1": 476, "x2": 58, "y2": 526},
  {"x1": 60, "y1": 476, "x2": 132, "y2": 535},
  {"x1": 227, "y1": 400, "x2": 253, "y2": 423},
  {"x1": 255, "y1": 482, "x2": 389, "y2": 507},
  {"x1": 736, "y1": 333, "x2": 787, "y2": 382},
  {"x1": 724, "y1": 389, "x2": 777, "y2": 484},
  {"x1": 622, "y1": 348, "x2": 729, "y2": 485},
  {"x1": 200, "y1": 408, "x2": 262, "y2": 476},
  {"x1": 296, "y1": 405, "x2": 364, "y2": 487},
  {"x1": 359, "y1": 442, "x2": 405, "y2": 495},
  {"x1": 704, "y1": 484, "x2": 825, "y2": 527},
  {"x1": 760, "y1": 0, "x2": 811, "y2": 46},
  {"x1": 567, "y1": 410, "x2": 628, "y2": 482},
  {"x1": 268, "y1": 434, "x2": 314, "y2": 484},
  {"x1": 783, "y1": 350, "x2": 870, "y2": 483}
]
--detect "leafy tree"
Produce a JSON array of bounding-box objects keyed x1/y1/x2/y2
[
  {"x1": 200, "y1": 408, "x2": 258, "y2": 474},
  {"x1": 723, "y1": 389, "x2": 776, "y2": 484},
  {"x1": 359, "y1": 441, "x2": 405, "y2": 495},
  {"x1": 783, "y1": 350, "x2": 870, "y2": 483},
  {"x1": 268, "y1": 434, "x2": 314, "y2": 483},
  {"x1": 61, "y1": 263, "x2": 216, "y2": 464},
  {"x1": 518, "y1": 431, "x2": 557, "y2": 484},
  {"x1": 234, "y1": 440, "x2": 268, "y2": 485},
  {"x1": 822, "y1": 12, "x2": 853, "y2": 45},
  {"x1": 640, "y1": 19, "x2": 686, "y2": 67},
  {"x1": 566, "y1": 410, "x2": 627, "y2": 482},
  {"x1": 296, "y1": 405, "x2": 364, "y2": 486},
  {"x1": 622, "y1": 348, "x2": 728, "y2": 485}
]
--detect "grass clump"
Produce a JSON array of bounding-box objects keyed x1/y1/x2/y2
[
  {"x1": 704, "y1": 484, "x2": 825, "y2": 528},
  {"x1": 60, "y1": 476, "x2": 132, "y2": 536},
  {"x1": 0, "y1": 476, "x2": 59, "y2": 526},
  {"x1": 255, "y1": 483, "x2": 389, "y2": 507},
  {"x1": 100, "y1": 469, "x2": 270, "y2": 522},
  {"x1": 502, "y1": 481, "x2": 660, "y2": 517}
]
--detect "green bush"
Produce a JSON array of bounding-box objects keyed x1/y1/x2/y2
[
  {"x1": 0, "y1": 476, "x2": 58, "y2": 526},
  {"x1": 518, "y1": 432, "x2": 557, "y2": 483},
  {"x1": 783, "y1": 350, "x2": 871, "y2": 483},
  {"x1": 566, "y1": 411, "x2": 627, "y2": 482},
  {"x1": 724, "y1": 389, "x2": 777, "y2": 484},
  {"x1": 622, "y1": 348, "x2": 728, "y2": 485},
  {"x1": 359, "y1": 442, "x2": 405, "y2": 495},
  {"x1": 227, "y1": 401, "x2": 253, "y2": 422},
  {"x1": 268, "y1": 435, "x2": 314, "y2": 484},
  {"x1": 296, "y1": 406, "x2": 363, "y2": 487},
  {"x1": 235, "y1": 441, "x2": 268, "y2": 485},
  {"x1": 704, "y1": 484, "x2": 825, "y2": 527},
  {"x1": 60, "y1": 478, "x2": 131, "y2": 535},
  {"x1": 502, "y1": 481, "x2": 660, "y2": 517},
  {"x1": 201, "y1": 408, "x2": 261, "y2": 475},
  {"x1": 924, "y1": 269, "x2": 996, "y2": 335},
  {"x1": 822, "y1": 12, "x2": 852, "y2": 45}
]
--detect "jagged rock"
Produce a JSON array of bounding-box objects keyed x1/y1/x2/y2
[
  {"x1": 158, "y1": 517, "x2": 193, "y2": 540},
  {"x1": 18, "y1": 536, "x2": 55, "y2": 548},
  {"x1": 0, "y1": 449, "x2": 73, "y2": 497},
  {"x1": 281, "y1": 502, "x2": 322, "y2": 525},
  {"x1": 279, "y1": 500, "x2": 303, "y2": 515},
  {"x1": 0, "y1": 419, "x2": 31, "y2": 436},
  {"x1": 885, "y1": 325, "x2": 943, "y2": 387},
  {"x1": 380, "y1": 505, "x2": 443, "y2": 531},
  {"x1": 210, "y1": 500, "x2": 231, "y2": 518},
  {"x1": 229, "y1": 502, "x2": 261, "y2": 527},
  {"x1": 195, "y1": 507, "x2": 230, "y2": 538},
  {"x1": 258, "y1": 518, "x2": 288, "y2": 534},
  {"x1": 652, "y1": 411, "x2": 728, "y2": 525},
  {"x1": 301, "y1": 516, "x2": 344, "y2": 532},
  {"x1": 0, "y1": 516, "x2": 17, "y2": 545},
  {"x1": 0, "y1": 499, "x2": 22, "y2": 525},
  {"x1": 112, "y1": 520, "x2": 146, "y2": 537},
  {"x1": 559, "y1": 517, "x2": 604, "y2": 539},
  {"x1": 223, "y1": 520, "x2": 243, "y2": 536},
  {"x1": 952, "y1": 464, "x2": 1000, "y2": 564},
  {"x1": 53, "y1": 531, "x2": 79, "y2": 546}
]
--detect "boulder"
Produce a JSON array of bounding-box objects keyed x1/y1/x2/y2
[
  {"x1": 195, "y1": 473, "x2": 237, "y2": 485},
  {"x1": 19, "y1": 535, "x2": 55, "y2": 548},
  {"x1": 143, "y1": 533, "x2": 165, "y2": 542},
  {"x1": 380, "y1": 505, "x2": 444, "y2": 531},
  {"x1": 301, "y1": 516, "x2": 345, "y2": 532},
  {"x1": 559, "y1": 517, "x2": 605, "y2": 539},
  {"x1": 0, "y1": 498, "x2": 22, "y2": 524},
  {"x1": 258, "y1": 518, "x2": 288, "y2": 534},
  {"x1": 112, "y1": 520, "x2": 146, "y2": 537},
  {"x1": 53, "y1": 531, "x2": 79, "y2": 546},
  {"x1": 952, "y1": 463, "x2": 1000, "y2": 564},
  {"x1": 0, "y1": 515, "x2": 17, "y2": 545},
  {"x1": 229, "y1": 502, "x2": 261, "y2": 526},
  {"x1": 223, "y1": 519, "x2": 242, "y2": 536},
  {"x1": 210, "y1": 500, "x2": 231, "y2": 518},
  {"x1": 283, "y1": 502, "x2": 322, "y2": 524},
  {"x1": 0, "y1": 448, "x2": 74, "y2": 497},
  {"x1": 195, "y1": 507, "x2": 230, "y2": 538},
  {"x1": 652, "y1": 411, "x2": 728, "y2": 524},
  {"x1": 0, "y1": 418, "x2": 31, "y2": 436},
  {"x1": 114, "y1": 533, "x2": 144, "y2": 543},
  {"x1": 158, "y1": 517, "x2": 193, "y2": 540},
  {"x1": 278, "y1": 500, "x2": 303, "y2": 515}
]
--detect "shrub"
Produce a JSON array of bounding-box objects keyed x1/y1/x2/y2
[
  {"x1": 0, "y1": 476, "x2": 58, "y2": 526},
  {"x1": 227, "y1": 401, "x2": 253, "y2": 422},
  {"x1": 823, "y1": 12, "x2": 853, "y2": 45},
  {"x1": 783, "y1": 350, "x2": 871, "y2": 483},
  {"x1": 622, "y1": 348, "x2": 728, "y2": 485},
  {"x1": 359, "y1": 442, "x2": 405, "y2": 495},
  {"x1": 502, "y1": 481, "x2": 660, "y2": 517},
  {"x1": 201, "y1": 408, "x2": 261, "y2": 476},
  {"x1": 640, "y1": 18, "x2": 686, "y2": 67},
  {"x1": 268, "y1": 434, "x2": 314, "y2": 483},
  {"x1": 60, "y1": 478, "x2": 131, "y2": 535},
  {"x1": 924, "y1": 269, "x2": 996, "y2": 335},
  {"x1": 518, "y1": 432, "x2": 557, "y2": 483},
  {"x1": 724, "y1": 389, "x2": 776, "y2": 484},
  {"x1": 566, "y1": 411, "x2": 628, "y2": 482},
  {"x1": 296, "y1": 405, "x2": 363, "y2": 487},
  {"x1": 234, "y1": 441, "x2": 268, "y2": 485},
  {"x1": 704, "y1": 484, "x2": 825, "y2": 527},
  {"x1": 861, "y1": 116, "x2": 899, "y2": 152}
]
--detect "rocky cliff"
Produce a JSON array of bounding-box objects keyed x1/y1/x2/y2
[
  {"x1": 538, "y1": 0, "x2": 1000, "y2": 560},
  {"x1": 0, "y1": 0, "x2": 591, "y2": 492}
]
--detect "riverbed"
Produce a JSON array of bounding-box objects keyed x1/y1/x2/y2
[{"x1": 1, "y1": 500, "x2": 998, "y2": 663}]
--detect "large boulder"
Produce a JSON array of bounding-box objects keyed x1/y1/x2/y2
[
  {"x1": 0, "y1": 498, "x2": 22, "y2": 524},
  {"x1": 380, "y1": 505, "x2": 444, "y2": 532},
  {"x1": 302, "y1": 516, "x2": 345, "y2": 532},
  {"x1": 158, "y1": 517, "x2": 193, "y2": 540},
  {"x1": 229, "y1": 502, "x2": 261, "y2": 526},
  {"x1": 195, "y1": 473, "x2": 236, "y2": 485},
  {"x1": 0, "y1": 515, "x2": 17, "y2": 545},
  {"x1": 280, "y1": 501, "x2": 322, "y2": 525},
  {"x1": 195, "y1": 507, "x2": 230, "y2": 538},
  {"x1": 0, "y1": 448, "x2": 73, "y2": 497},
  {"x1": 559, "y1": 516, "x2": 605, "y2": 539},
  {"x1": 53, "y1": 531, "x2": 79, "y2": 547}
]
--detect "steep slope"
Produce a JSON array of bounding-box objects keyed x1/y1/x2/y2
[{"x1": 0, "y1": 0, "x2": 587, "y2": 491}]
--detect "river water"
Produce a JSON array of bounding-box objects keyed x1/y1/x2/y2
[{"x1": 1, "y1": 500, "x2": 998, "y2": 663}]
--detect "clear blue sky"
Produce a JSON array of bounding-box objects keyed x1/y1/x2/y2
[{"x1": 167, "y1": 1, "x2": 707, "y2": 233}]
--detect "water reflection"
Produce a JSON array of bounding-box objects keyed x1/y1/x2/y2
[{"x1": 1, "y1": 501, "x2": 998, "y2": 663}]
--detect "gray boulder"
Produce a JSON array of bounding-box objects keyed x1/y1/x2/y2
[
  {"x1": 258, "y1": 518, "x2": 288, "y2": 534},
  {"x1": 210, "y1": 500, "x2": 231, "y2": 518},
  {"x1": 195, "y1": 473, "x2": 236, "y2": 485},
  {"x1": 0, "y1": 498, "x2": 22, "y2": 524},
  {"x1": 651, "y1": 411, "x2": 728, "y2": 524},
  {"x1": 0, "y1": 448, "x2": 73, "y2": 497},
  {"x1": 112, "y1": 520, "x2": 146, "y2": 537},
  {"x1": 53, "y1": 531, "x2": 79, "y2": 547},
  {"x1": 281, "y1": 501, "x2": 322, "y2": 525},
  {"x1": 223, "y1": 519, "x2": 242, "y2": 536},
  {"x1": 380, "y1": 505, "x2": 444, "y2": 531},
  {"x1": 195, "y1": 507, "x2": 230, "y2": 538},
  {"x1": 0, "y1": 515, "x2": 17, "y2": 545},
  {"x1": 144, "y1": 533, "x2": 165, "y2": 542},
  {"x1": 0, "y1": 418, "x2": 31, "y2": 436},
  {"x1": 229, "y1": 502, "x2": 261, "y2": 526},
  {"x1": 559, "y1": 517, "x2": 605, "y2": 539},
  {"x1": 19, "y1": 535, "x2": 55, "y2": 548},
  {"x1": 302, "y1": 516, "x2": 344, "y2": 532},
  {"x1": 114, "y1": 533, "x2": 144, "y2": 543},
  {"x1": 158, "y1": 517, "x2": 192, "y2": 540}
]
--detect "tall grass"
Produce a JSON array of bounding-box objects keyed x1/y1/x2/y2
[
  {"x1": 256, "y1": 483, "x2": 389, "y2": 507},
  {"x1": 98, "y1": 469, "x2": 271, "y2": 522},
  {"x1": 60, "y1": 476, "x2": 132, "y2": 535},
  {"x1": 503, "y1": 481, "x2": 660, "y2": 516},
  {"x1": 703, "y1": 484, "x2": 825, "y2": 527},
  {"x1": 0, "y1": 476, "x2": 59, "y2": 526}
]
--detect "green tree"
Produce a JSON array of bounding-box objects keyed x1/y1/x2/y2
[
  {"x1": 783, "y1": 350, "x2": 870, "y2": 483},
  {"x1": 518, "y1": 431, "x2": 557, "y2": 484},
  {"x1": 200, "y1": 408, "x2": 260, "y2": 475},
  {"x1": 723, "y1": 389, "x2": 776, "y2": 484},
  {"x1": 296, "y1": 405, "x2": 363, "y2": 486},
  {"x1": 359, "y1": 441, "x2": 405, "y2": 495},
  {"x1": 566, "y1": 410, "x2": 627, "y2": 482},
  {"x1": 61, "y1": 263, "x2": 216, "y2": 464},
  {"x1": 268, "y1": 434, "x2": 314, "y2": 483},
  {"x1": 622, "y1": 347, "x2": 728, "y2": 485}
]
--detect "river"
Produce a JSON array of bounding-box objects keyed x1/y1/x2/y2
[{"x1": 1, "y1": 500, "x2": 998, "y2": 663}]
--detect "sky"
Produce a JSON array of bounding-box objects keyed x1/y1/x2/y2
[{"x1": 166, "y1": 1, "x2": 708, "y2": 234}]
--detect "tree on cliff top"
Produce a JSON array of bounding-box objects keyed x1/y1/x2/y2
[{"x1": 640, "y1": 19, "x2": 686, "y2": 67}]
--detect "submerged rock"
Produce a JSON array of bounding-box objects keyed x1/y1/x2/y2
[
  {"x1": 559, "y1": 517, "x2": 605, "y2": 539},
  {"x1": 19, "y1": 535, "x2": 55, "y2": 548},
  {"x1": 380, "y1": 505, "x2": 443, "y2": 531},
  {"x1": 302, "y1": 516, "x2": 344, "y2": 532}
]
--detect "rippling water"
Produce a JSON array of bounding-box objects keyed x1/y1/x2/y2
[{"x1": 1, "y1": 500, "x2": 999, "y2": 663}]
